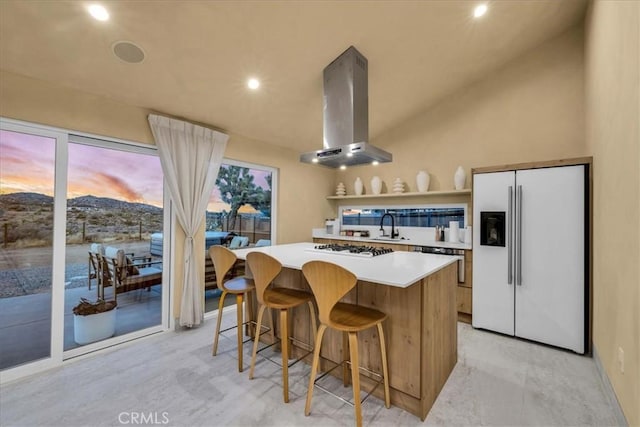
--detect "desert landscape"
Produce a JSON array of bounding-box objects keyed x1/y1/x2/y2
[{"x1": 0, "y1": 192, "x2": 162, "y2": 297}]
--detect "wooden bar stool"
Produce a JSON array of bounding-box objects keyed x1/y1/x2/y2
[
  {"x1": 301, "y1": 260, "x2": 390, "y2": 427},
  {"x1": 210, "y1": 245, "x2": 256, "y2": 372},
  {"x1": 247, "y1": 251, "x2": 317, "y2": 403}
]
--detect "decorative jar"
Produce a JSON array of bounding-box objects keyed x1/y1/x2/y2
[
  {"x1": 416, "y1": 170, "x2": 430, "y2": 192},
  {"x1": 454, "y1": 166, "x2": 466, "y2": 190},
  {"x1": 392, "y1": 178, "x2": 404, "y2": 193},
  {"x1": 371, "y1": 176, "x2": 382, "y2": 195},
  {"x1": 354, "y1": 177, "x2": 364, "y2": 195}
]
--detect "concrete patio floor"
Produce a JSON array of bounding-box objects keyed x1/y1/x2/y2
[
  {"x1": 0, "y1": 284, "x2": 162, "y2": 370},
  {"x1": 0, "y1": 283, "x2": 233, "y2": 371}
]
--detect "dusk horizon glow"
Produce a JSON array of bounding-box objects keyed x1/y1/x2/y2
[{"x1": 1, "y1": 130, "x2": 269, "y2": 213}]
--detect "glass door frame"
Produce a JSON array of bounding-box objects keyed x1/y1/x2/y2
[{"x1": 0, "y1": 117, "x2": 173, "y2": 383}]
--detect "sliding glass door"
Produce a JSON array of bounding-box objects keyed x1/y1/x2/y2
[
  {"x1": 0, "y1": 118, "x2": 170, "y2": 379},
  {"x1": 64, "y1": 138, "x2": 166, "y2": 352},
  {"x1": 0, "y1": 126, "x2": 62, "y2": 371}
]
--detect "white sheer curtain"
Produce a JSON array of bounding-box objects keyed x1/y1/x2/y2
[{"x1": 148, "y1": 114, "x2": 228, "y2": 327}]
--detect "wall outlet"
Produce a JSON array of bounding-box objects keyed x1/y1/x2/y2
[{"x1": 618, "y1": 347, "x2": 625, "y2": 374}]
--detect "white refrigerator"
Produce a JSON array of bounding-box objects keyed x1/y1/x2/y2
[{"x1": 472, "y1": 165, "x2": 587, "y2": 354}]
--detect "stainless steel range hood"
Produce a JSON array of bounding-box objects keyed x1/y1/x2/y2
[{"x1": 300, "y1": 46, "x2": 392, "y2": 168}]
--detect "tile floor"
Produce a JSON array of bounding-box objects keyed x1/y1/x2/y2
[{"x1": 0, "y1": 318, "x2": 623, "y2": 426}]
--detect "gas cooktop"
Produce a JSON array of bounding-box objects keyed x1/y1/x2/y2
[{"x1": 306, "y1": 244, "x2": 394, "y2": 258}]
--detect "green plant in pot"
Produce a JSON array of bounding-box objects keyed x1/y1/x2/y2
[{"x1": 73, "y1": 298, "x2": 117, "y2": 345}]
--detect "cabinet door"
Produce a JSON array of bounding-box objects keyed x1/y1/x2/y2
[
  {"x1": 514, "y1": 165, "x2": 585, "y2": 353},
  {"x1": 456, "y1": 286, "x2": 472, "y2": 314},
  {"x1": 463, "y1": 250, "x2": 472, "y2": 288},
  {"x1": 472, "y1": 171, "x2": 515, "y2": 335}
]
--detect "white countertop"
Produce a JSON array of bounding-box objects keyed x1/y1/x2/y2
[
  {"x1": 311, "y1": 231, "x2": 472, "y2": 250},
  {"x1": 233, "y1": 242, "x2": 459, "y2": 288}
]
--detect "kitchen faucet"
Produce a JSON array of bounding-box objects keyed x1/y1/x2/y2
[{"x1": 379, "y1": 213, "x2": 399, "y2": 238}]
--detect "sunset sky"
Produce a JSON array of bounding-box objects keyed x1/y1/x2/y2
[{"x1": 0, "y1": 130, "x2": 270, "y2": 212}]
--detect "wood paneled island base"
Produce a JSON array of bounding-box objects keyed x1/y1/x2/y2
[{"x1": 242, "y1": 258, "x2": 458, "y2": 420}]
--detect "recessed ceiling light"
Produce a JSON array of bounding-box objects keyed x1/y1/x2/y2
[
  {"x1": 88, "y1": 4, "x2": 109, "y2": 21},
  {"x1": 340, "y1": 165, "x2": 347, "y2": 170},
  {"x1": 312, "y1": 158, "x2": 319, "y2": 163},
  {"x1": 372, "y1": 161, "x2": 379, "y2": 166},
  {"x1": 247, "y1": 78, "x2": 260, "y2": 90},
  {"x1": 346, "y1": 153, "x2": 354, "y2": 157},
  {"x1": 474, "y1": 4, "x2": 488, "y2": 18}
]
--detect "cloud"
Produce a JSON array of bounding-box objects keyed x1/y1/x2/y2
[{"x1": 95, "y1": 172, "x2": 143, "y2": 202}]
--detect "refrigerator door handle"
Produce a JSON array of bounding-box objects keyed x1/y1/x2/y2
[
  {"x1": 517, "y1": 185, "x2": 523, "y2": 285},
  {"x1": 508, "y1": 186, "x2": 513, "y2": 284}
]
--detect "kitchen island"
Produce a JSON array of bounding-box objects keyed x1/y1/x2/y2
[{"x1": 233, "y1": 242, "x2": 458, "y2": 420}]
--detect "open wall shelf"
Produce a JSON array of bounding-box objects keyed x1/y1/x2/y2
[{"x1": 327, "y1": 189, "x2": 471, "y2": 200}]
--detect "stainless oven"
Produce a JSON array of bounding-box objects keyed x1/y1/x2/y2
[{"x1": 416, "y1": 246, "x2": 465, "y2": 283}]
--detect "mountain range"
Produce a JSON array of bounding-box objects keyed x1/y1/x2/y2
[{"x1": 0, "y1": 192, "x2": 162, "y2": 213}]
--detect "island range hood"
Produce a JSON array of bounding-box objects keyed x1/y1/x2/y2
[{"x1": 300, "y1": 46, "x2": 392, "y2": 168}]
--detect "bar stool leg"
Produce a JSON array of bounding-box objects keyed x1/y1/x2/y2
[
  {"x1": 342, "y1": 332, "x2": 349, "y2": 387},
  {"x1": 236, "y1": 293, "x2": 244, "y2": 372},
  {"x1": 348, "y1": 332, "x2": 363, "y2": 427},
  {"x1": 305, "y1": 324, "x2": 327, "y2": 416},
  {"x1": 377, "y1": 323, "x2": 391, "y2": 408},
  {"x1": 268, "y1": 307, "x2": 276, "y2": 345},
  {"x1": 212, "y1": 290, "x2": 228, "y2": 356},
  {"x1": 249, "y1": 304, "x2": 267, "y2": 380},
  {"x1": 245, "y1": 291, "x2": 254, "y2": 337},
  {"x1": 280, "y1": 308, "x2": 289, "y2": 403},
  {"x1": 306, "y1": 301, "x2": 318, "y2": 347}
]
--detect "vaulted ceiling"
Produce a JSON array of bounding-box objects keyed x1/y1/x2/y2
[{"x1": 0, "y1": 1, "x2": 587, "y2": 152}]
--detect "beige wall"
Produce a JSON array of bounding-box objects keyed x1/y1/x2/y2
[
  {"x1": 337, "y1": 27, "x2": 587, "y2": 199},
  {"x1": 2, "y1": 12, "x2": 637, "y2": 420},
  {"x1": 0, "y1": 70, "x2": 334, "y2": 318},
  {"x1": 585, "y1": 1, "x2": 640, "y2": 425}
]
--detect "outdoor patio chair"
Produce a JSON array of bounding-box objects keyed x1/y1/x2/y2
[
  {"x1": 87, "y1": 243, "x2": 105, "y2": 291},
  {"x1": 228, "y1": 235, "x2": 250, "y2": 249},
  {"x1": 98, "y1": 246, "x2": 162, "y2": 303}
]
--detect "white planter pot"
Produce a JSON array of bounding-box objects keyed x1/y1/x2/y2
[{"x1": 74, "y1": 309, "x2": 116, "y2": 345}]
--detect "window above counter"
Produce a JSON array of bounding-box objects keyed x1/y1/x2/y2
[{"x1": 339, "y1": 203, "x2": 468, "y2": 229}]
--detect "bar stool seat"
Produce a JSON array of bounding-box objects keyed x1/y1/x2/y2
[
  {"x1": 302, "y1": 260, "x2": 390, "y2": 427},
  {"x1": 329, "y1": 303, "x2": 386, "y2": 331},
  {"x1": 247, "y1": 251, "x2": 317, "y2": 403},
  {"x1": 209, "y1": 245, "x2": 256, "y2": 373},
  {"x1": 263, "y1": 287, "x2": 314, "y2": 309}
]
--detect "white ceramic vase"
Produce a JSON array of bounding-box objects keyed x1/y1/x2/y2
[
  {"x1": 454, "y1": 166, "x2": 466, "y2": 190},
  {"x1": 354, "y1": 177, "x2": 364, "y2": 195},
  {"x1": 371, "y1": 176, "x2": 382, "y2": 195},
  {"x1": 416, "y1": 170, "x2": 430, "y2": 192}
]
